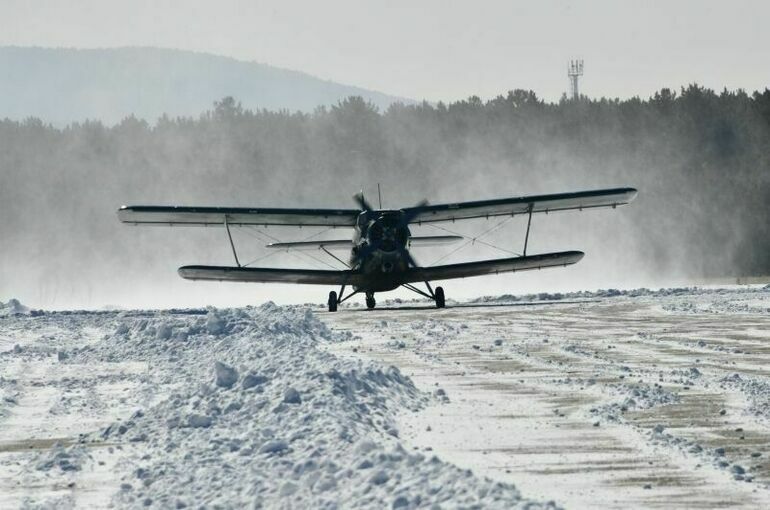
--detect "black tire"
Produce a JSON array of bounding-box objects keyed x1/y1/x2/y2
[
  {"x1": 328, "y1": 291, "x2": 338, "y2": 312},
  {"x1": 435, "y1": 286, "x2": 445, "y2": 308},
  {"x1": 366, "y1": 293, "x2": 376, "y2": 309}
]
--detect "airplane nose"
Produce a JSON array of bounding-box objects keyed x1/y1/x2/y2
[{"x1": 381, "y1": 261, "x2": 394, "y2": 273}]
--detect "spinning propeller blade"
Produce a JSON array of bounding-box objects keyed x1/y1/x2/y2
[
  {"x1": 353, "y1": 191, "x2": 374, "y2": 212},
  {"x1": 350, "y1": 195, "x2": 429, "y2": 269},
  {"x1": 404, "y1": 199, "x2": 429, "y2": 217},
  {"x1": 398, "y1": 199, "x2": 428, "y2": 268},
  {"x1": 399, "y1": 246, "x2": 419, "y2": 268}
]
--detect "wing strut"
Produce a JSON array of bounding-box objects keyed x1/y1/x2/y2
[
  {"x1": 224, "y1": 215, "x2": 241, "y2": 267},
  {"x1": 321, "y1": 246, "x2": 350, "y2": 268},
  {"x1": 401, "y1": 281, "x2": 436, "y2": 300},
  {"x1": 335, "y1": 284, "x2": 360, "y2": 304},
  {"x1": 523, "y1": 203, "x2": 534, "y2": 256}
]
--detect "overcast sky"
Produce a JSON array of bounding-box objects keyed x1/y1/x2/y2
[{"x1": 1, "y1": 0, "x2": 768, "y2": 103}]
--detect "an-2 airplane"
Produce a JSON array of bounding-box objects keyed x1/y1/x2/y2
[{"x1": 118, "y1": 187, "x2": 637, "y2": 311}]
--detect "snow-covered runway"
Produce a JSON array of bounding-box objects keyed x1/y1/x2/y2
[
  {"x1": 1, "y1": 287, "x2": 768, "y2": 508},
  {"x1": 323, "y1": 287, "x2": 770, "y2": 509}
]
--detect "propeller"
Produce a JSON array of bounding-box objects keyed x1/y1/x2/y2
[
  {"x1": 400, "y1": 199, "x2": 429, "y2": 224},
  {"x1": 398, "y1": 198, "x2": 428, "y2": 267},
  {"x1": 398, "y1": 244, "x2": 419, "y2": 269},
  {"x1": 397, "y1": 198, "x2": 429, "y2": 268},
  {"x1": 353, "y1": 191, "x2": 374, "y2": 213},
  {"x1": 351, "y1": 194, "x2": 430, "y2": 270}
]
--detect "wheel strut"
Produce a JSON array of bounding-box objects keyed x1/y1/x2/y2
[
  {"x1": 400, "y1": 282, "x2": 446, "y2": 309},
  {"x1": 328, "y1": 285, "x2": 359, "y2": 312}
]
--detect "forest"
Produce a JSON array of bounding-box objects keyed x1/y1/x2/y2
[{"x1": 1, "y1": 85, "x2": 768, "y2": 307}]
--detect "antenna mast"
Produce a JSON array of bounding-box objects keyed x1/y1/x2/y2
[{"x1": 567, "y1": 59, "x2": 584, "y2": 100}]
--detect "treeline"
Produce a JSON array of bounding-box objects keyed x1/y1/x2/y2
[{"x1": 1, "y1": 85, "x2": 769, "y2": 306}]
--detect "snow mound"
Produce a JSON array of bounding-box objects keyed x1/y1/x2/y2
[
  {"x1": 34, "y1": 443, "x2": 92, "y2": 472},
  {"x1": 721, "y1": 373, "x2": 770, "y2": 422},
  {"x1": 0, "y1": 298, "x2": 30, "y2": 316},
  {"x1": 74, "y1": 305, "x2": 549, "y2": 509}
]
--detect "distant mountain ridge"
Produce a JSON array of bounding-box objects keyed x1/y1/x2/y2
[{"x1": 0, "y1": 46, "x2": 412, "y2": 125}]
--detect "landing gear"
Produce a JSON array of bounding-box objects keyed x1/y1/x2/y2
[
  {"x1": 400, "y1": 282, "x2": 447, "y2": 309},
  {"x1": 328, "y1": 286, "x2": 361, "y2": 312},
  {"x1": 435, "y1": 286, "x2": 445, "y2": 308},
  {"x1": 365, "y1": 292, "x2": 376, "y2": 309}
]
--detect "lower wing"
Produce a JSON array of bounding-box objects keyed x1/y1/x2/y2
[
  {"x1": 178, "y1": 251, "x2": 583, "y2": 286},
  {"x1": 178, "y1": 266, "x2": 365, "y2": 286},
  {"x1": 401, "y1": 251, "x2": 584, "y2": 283}
]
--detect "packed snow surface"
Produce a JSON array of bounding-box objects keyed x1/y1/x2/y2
[
  {"x1": 324, "y1": 285, "x2": 770, "y2": 509},
  {"x1": 0, "y1": 302, "x2": 550, "y2": 509},
  {"x1": 2, "y1": 286, "x2": 769, "y2": 508}
]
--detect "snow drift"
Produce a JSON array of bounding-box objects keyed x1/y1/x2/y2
[
  {"x1": 0, "y1": 298, "x2": 29, "y2": 317},
  {"x1": 58, "y1": 304, "x2": 553, "y2": 509}
]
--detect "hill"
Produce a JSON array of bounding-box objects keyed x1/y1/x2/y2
[{"x1": 0, "y1": 46, "x2": 411, "y2": 125}]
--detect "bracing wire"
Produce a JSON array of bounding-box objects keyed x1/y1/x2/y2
[
  {"x1": 227, "y1": 225, "x2": 344, "y2": 270},
  {"x1": 297, "y1": 226, "x2": 335, "y2": 243},
  {"x1": 285, "y1": 249, "x2": 339, "y2": 270},
  {"x1": 242, "y1": 225, "x2": 282, "y2": 242},
  {"x1": 241, "y1": 249, "x2": 282, "y2": 268},
  {"x1": 426, "y1": 216, "x2": 519, "y2": 266},
  {"x1": 426, "y1": 221, "x2": 521, "y2": 257}
]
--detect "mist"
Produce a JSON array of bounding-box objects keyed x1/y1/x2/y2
[{"x1": 1, "y1": 88, "x2": 769, "y2": 310}]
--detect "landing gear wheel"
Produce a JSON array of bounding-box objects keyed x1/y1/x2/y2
[
  {"x1": 328, "y1": 291, "x2": 338, "y2": 312},
  {"x1": 435, "y1": 286, "x2": 445, "y2": 308},
  {"x1": 365, "y1": 293, "x2": 376, "y2": 309}
]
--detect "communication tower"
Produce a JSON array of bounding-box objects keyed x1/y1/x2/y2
[{"x1": 567, "y1": 60, "x2": 584, "y2": 100}]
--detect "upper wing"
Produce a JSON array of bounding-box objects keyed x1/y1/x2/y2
[
  {"x1": 178, "y1": 265, "x2": 365, "y2": 286},
  {"x1": 118, "y1": 205, "x2": 360, "y2": 227},
  {"x1": 401, "y1": 251, "x2": 584, "y2": 283},
  {"x1": 402, "y1": 187, "x2": 637, "y2": 224}
]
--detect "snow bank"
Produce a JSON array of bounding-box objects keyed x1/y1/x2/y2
[
  {"x1": 71, "y1": 304, "x2": 550, "y2": 509},
  {"x1": 0, "y1": 298, "x2": 29, "y2": 316},
  {"x1": 472, "y1": 285, "x2": 770, "y2": 306}
]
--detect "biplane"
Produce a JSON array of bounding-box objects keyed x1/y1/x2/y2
[{"x1": 118, "y1": 187, "x2": 637, "y2": 311}]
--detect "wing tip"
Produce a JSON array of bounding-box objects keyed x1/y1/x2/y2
[
  {"x1": 545, "y1": 250, "x2": 584, "y2": 264},
  {"x1": 536, "y1": 250, "x2": 584, "y2": 265},
  {"x1": 117, "y1": 205, "x2": 132, "y2": 222},
  {"x1": 178, "y1": 265, "x2": 215, "y2": 281}
]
